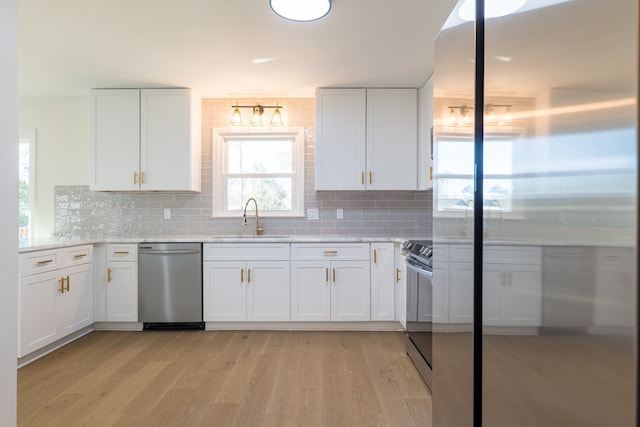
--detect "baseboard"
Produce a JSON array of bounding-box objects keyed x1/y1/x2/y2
[
  {"x1": 92, "y1": 322, "x2": 143, "y2": 331},
  {"x1": 204, "y1": 321, "x2": 404, "y2": 331},
  {"x1": 18, "y1": 327, "x2": 94, "y2": 368}
]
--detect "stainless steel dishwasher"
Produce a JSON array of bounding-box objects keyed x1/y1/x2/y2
[{"x1": 138, "y1": 242, "x2": 204, "y2": 329}]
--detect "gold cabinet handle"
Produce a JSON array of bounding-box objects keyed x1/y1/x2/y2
[
  {"x1": 323, "y1": 250, "x2": 338, "y2": 256},
  {"x1": 325, "y1": 268, "x2": 329, "y2": 284},
  {"x1": 113, "y1": 251, "x2": 129, "y2": 255},
  {"x1": 396, "y1": 268, "x2": 401, "y2": 283},
  {"x1": 141, "y1": 171, "x2": 145, "y2": 184},
  {"x1": 107, "y1": 268, "x2": 112, "y2": 283},
  {"x1": 248, "y1": 268, "x2": 251, "y2": 284},
  {"x1": 58, "y1": 278, "x2": 65, "y2": 294},
  {"x1": 65, "y1": 276, "x2": 70, "y2": 292},
  {"x1": 369, "y1": 171, "x2": 373, "y2": 185},
  {"x1": 240, "y1": 268, "x2": 244, "y2": 283},
  {"x1": 133, "y1": 171, "x2": 138, "y2": 184},
  {"x1": 332, "y1": 268, "x2": 336, "y2": 284},
  {"x1": 373, "y1": 249, "x2": 377, "y2": 264},
  {"x1": 361, "y1": 171, "x2": 365, "y2": 185},
  {"x1": 37, "y1": 259, "x2": 54, "y2": 266},
  {"x1": 74, "y1": 253, "x2": 88, "y2": 259}
]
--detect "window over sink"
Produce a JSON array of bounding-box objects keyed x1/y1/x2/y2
[{"x1": 212, "y1": 128, "x2": 305, "y2": 217}]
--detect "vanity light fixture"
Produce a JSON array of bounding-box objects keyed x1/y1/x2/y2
[
  {"x1": 270, "y1": 0, "x2": 331, "y2": 22},
  {"x1": 229, "y1": 104, "x2": 285, "y2": 127}
]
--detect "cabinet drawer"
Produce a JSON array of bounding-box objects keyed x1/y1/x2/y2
[
  {"x1": 450, "y1": 244, "x2": 472, "y2": 262},
  {"x1": 107, "y1": 244, "x2": 138, "y2": 261},
  {"x1": 433, "y1": 244, "x2": 450, "y2": 262},
  {"x1": 20, "y1": 249, "x2": 61, "y2": 276},
  {"x1": 291, "y1": 243, "x2": 370, "y2": 261},
  {"x1": 484, "y1": 246, "x2": 541, "y2": 264},
  {"x1": 62, "y1": 245, "x2": 93, "y2": 267},
  {"x1": 203, "y1": 243, "x2": 290, "y2": 261}
]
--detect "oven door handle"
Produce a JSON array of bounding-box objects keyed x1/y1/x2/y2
[{"x1": 405, "y1": 260, "x2": 433, "y2": 277}]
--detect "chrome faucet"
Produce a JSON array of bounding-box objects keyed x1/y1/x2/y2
[{"x1": 242, "y1": 197, "x2": 264, "y2": 235}]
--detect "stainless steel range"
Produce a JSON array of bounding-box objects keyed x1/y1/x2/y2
[{"x1": 403, "y1": 239, "x2": 433, "y2": 391}]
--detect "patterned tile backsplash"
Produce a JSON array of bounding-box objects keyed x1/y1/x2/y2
[{"x1": 55, "y1": 98, "x2": 432, "y2": 239}]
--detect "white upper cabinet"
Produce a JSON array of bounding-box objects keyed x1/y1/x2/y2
[
  {"x1": 315, "y1": 88, "x2": 367, "y2": 190},
  {"x1": 90, "y1": 88, "x2": 201, "y2": 192},
  {"x1": 366, "y1": 89, "x2": 418, "y2": 190},
  {"x1": 417, "y1": 78, "x2": 434, "y2": 190},
  {"x1": 315, "y1": 88, "x2": 418, "y2": 190}
]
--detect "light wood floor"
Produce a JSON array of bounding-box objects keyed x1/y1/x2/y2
[{"x1": 18, "y1": 330, "x2": 431, "y2": 426}]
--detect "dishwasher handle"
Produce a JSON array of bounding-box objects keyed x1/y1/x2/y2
[{"x1": 139, "y1": 248, "x2": 201, "y2": 255}]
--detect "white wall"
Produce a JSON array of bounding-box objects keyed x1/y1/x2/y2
[
  {"x1": 0, "y1": 0, "x2": 19, "y2": 424},
  {"x1": 19, "y1": 98, "x2": 90, "y2": 236}
]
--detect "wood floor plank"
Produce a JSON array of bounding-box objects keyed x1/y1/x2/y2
[{"x1": 18, "y1": 330, "x2": 431, "y2": 426}]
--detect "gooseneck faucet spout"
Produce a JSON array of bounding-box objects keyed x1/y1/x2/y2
[{"x1": 242, "y1": 197, "x2": 264, "y2": 235}]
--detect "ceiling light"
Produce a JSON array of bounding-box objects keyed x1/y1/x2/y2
[
  {"x1": 270, "y1": 0, "x2": 331, "y2": 22},
  {"x1": 458, "y1": 0, "x2": 527, "y2": 21}
]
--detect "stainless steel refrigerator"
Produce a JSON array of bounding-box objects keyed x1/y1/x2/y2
[{"x1": 431, "y1": 0, "x2": 638, "y2": 425}]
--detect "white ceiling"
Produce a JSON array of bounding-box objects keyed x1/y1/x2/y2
[{"x1": 18, "y1": 0, "x2": 458, "y2": 99}]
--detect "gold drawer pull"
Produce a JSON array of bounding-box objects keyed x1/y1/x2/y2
[
  {"x1": 373, "y1": 249, "x2": 377, "y2": 264},
  {"x1": 396, "y1": 268, "x2": 401, "y2": 283},
  {"x1": 325, "y1": 268, "x2": 329, "y2": 283},
  {"x1": 113, "y1": 251, "x2": 130, "y2": 255},
  {"x1": 323, "y1": 250, "x2": 338, "y2": 256},
  {"x1": 58, "y1": 278, "x2": 65, "y2": 294},
  {"x1": 37, "y1": 259, "x2": 54, "y2": 265},
  {"x1": 333, "y1": 268, "x2": 336, "y2": 283},
  {"x1": 74, "y1": 254, "x2": 88, "y2": 259},
  {"x1": 248, "y1": 268, "x2": 251, "y2": 284},
  {"x1": 241, "y1": 268, "x2": 244, "y2": 283},
  {"x1": 65, "y1": 276, "x2": 70, "y2": 292},
  {"x1": 133, "y1": 171, "x2": 138, "y2": 184},
  {"x1": 107, "y1": 268, "x2": 112, "y2": 283}
]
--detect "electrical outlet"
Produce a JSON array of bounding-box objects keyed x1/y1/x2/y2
[
  {"x1": 164, "y1": 208, "x2": 171, "y2": 219},
  {"x1": 336, "y1": 209, "x2": 343, "y2": 219},
  {"x1": 307, "y1": 208, "x2": 319, "y2": 220}
]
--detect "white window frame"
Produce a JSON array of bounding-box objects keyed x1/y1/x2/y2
[
  {"x1": 19, "y1": 129, "x2": 37, "y2": 237},
  {"x1": 212, "y1": 127, "x2": 305, "y2": 218}
]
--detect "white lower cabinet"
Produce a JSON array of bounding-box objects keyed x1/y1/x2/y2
[
  {"x1": 203, "y1": 244, "x2": 290, "y2": 322},
  {"x1": 96, "y1": 244, "x2": 138, "y2": 322},
  {"x1": 593, "y1": 247, "x2": 635, "y2": 327},
  {"x1": 483, "y1": 246, "x2": 542, "y2": 327},
  {"x1": 394, "y1": 242, "x2": 407, "y2": 326},
  {"x1": 371, "y1": 242, "x2": 395, "y2": 321},
  {"x1": 290, "y1": 243, "x2": 371, "y2": 321},
  {"x1": 19, "y1": 245, "x2": 94, "y2": 357}
]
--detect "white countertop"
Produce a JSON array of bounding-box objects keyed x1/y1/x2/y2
[{"x1": 19, "y1": 235, "x2": 416, "y2": 253}]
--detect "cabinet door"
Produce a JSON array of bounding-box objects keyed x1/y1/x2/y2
[
  {"x1": 394, "y1": 244, "x2": 407, "y2": 325},
  {"x1": 90, "y1": 89, "x2": 140, "y2": 191},
  {"x1": 484, "y1": 264, "x2": 542, "y2": 327},
  {"x1": 246, "y1": 261, "x2": 290, "y2": 321},
  {"x1": 371, "y1": 243, "x2": 395, "y2": 321},
  {"x1": 505, "y1": 266, "x2": 542, "y2": 326},
  {"x1": 140, "y1": 89, "x2": 199, "y2": 191},
  {"x1": 19, "y1": 271, "x2": 61, "y2": 357},
  {"x1": 291, "y1": 261, "x2": 331, "y2": 321},
  {"x1": 331, "y1": 260, "x2": 371, "y2": 321},
  {"x1": 203, "y1": 261, "x2": 246, "y2": 321},
  {"x1": 315, "y1": 88, "x2": 366, "y2": 190},
  {"x1": 366, "y1": 89, "x2": 418, "y2": 190},
  {"x1": 594, "y1": 248, "x2": 635, "y2": 327},
  {"x1": 59, "y1": 264, "x2": 94, "y2": 334},
  {"x1": 106, "y1": 261, "x2": 138, "y2": 322},
  {"x1": 449, "y1": 261, "x2": 473, "y2": 323}
]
